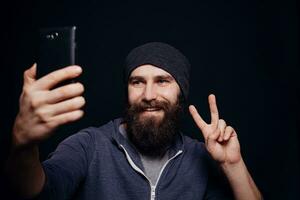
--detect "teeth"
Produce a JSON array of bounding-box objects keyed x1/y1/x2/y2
[{"x1": 145, "y1": 108, "x2": 160, "y2": 111}]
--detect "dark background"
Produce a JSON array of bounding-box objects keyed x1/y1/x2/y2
[{"x1": 0, "y1": 0, "x2": 299, "y2": 199}]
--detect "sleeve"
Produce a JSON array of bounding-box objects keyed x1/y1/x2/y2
[{"x1": 34, "y1": 130, "x2": 94, "y2": 200}]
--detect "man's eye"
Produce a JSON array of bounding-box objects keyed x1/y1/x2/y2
[
  {"x1": 132, "y1": 80, "x2": 142, "y2": 85},
  {"x1": 158, "y1": 79, "x2": 169, "y2": 84}
]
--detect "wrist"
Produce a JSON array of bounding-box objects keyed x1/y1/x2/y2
[
  {"x1": 11, "y1": 127, "x2": 38, "y2": 153},
  {"x1": 220, "y1": 158, "x2": 245, "y2": 174},
  {"x1": 12, "y1": 116, "x2": 36, "y2": 149}
]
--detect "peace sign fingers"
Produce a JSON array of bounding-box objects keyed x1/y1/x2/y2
[
  {"x1": 189, "y1": 105, "x2": 208, "y2": 137},
  {"x1": 189, "y1": 94, "x2": 220, "y2": 139},
  {"x1": 208, "y1": 94, "x2": 219, "y2": 127}
]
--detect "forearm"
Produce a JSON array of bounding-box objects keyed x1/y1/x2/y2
[
  {"x1": 220, "y1": 159, "x2": 262, "y2": 200},
  {"x1": 6, "y1": 144, "x2": 45, "y2": 199}
]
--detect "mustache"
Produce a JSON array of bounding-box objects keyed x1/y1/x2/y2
[{"x1": 130, "y1": 100, "x2": 170, "y2": 112}]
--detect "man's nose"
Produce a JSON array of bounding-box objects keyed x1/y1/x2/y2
[{"x1": 143, "y1": 83, "x2": 157, "y2": 101}]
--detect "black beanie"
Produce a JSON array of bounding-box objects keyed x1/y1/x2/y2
[{"x1": 124, "y1": 42, "x2": 191, "y2": 101}]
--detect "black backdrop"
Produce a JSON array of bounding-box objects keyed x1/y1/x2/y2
[{"x1": 0, "y1": 0, "x2": 299, "y2": 199}]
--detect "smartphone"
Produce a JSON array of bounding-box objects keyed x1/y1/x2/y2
[{"x1": 37, "y1": 26, "x2": 77, "y2": 85}]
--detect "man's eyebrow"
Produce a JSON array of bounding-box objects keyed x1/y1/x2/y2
[
  {"x1": 155, "y1": 75, "x2": 174, "y2": 81},
  {"x1": 128, "y1": 76, "x2": 145, "y2": 82},
  {"x1": 128, "y1": 74, "x2": 174, "y2": 82}
]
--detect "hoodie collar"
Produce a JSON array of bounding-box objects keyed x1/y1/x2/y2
[{"x1": 111, "y1": 117, "x2": 185, "y2": 158}]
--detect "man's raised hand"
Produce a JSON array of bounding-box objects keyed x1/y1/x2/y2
[
  {"x1": 12, "y1": 63, "x2": 85, "y2": 148},
  {"x1": 189, "y1": 94, "x2": 241, "y2": 164}
]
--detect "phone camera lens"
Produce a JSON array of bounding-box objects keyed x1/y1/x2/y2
[{"x1": 46, "y1": 34, "x2": 57, "y2": 40}]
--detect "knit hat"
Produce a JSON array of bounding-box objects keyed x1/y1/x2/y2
[{"x1": 124, "y1": 42, "x2": 191, "y2": 101}]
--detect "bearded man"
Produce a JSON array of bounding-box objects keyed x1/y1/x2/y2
[{"x1": 6, "y1": 42, "x2": 262, "y2": 200}]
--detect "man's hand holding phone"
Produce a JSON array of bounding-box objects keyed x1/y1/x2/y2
[{"x1": 12, "y1": 64, "x2": 85, "y2": 148}]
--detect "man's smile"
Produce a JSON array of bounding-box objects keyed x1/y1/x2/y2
[
  {"x1": 140, "y1": 108, "x2": 164, "y2": 117},
  {"x1": 143, "y1": 107, "x2": 162, "y2": 112}
]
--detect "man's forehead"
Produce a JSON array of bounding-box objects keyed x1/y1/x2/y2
[{"x1": 129, "y1": 64, "x2": 174, "y2": 78}]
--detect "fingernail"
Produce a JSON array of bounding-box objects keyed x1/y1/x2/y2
[{"x1": 74, "y1": 66, "x2": 82, "y2": 73}]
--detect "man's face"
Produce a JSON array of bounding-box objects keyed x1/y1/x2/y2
[
  {"x1": 127, "y1": 64, "x2": 181, "y2": 122},
  {"x1": 125, "y1": 65, "x2": 182, "y2": 157}
]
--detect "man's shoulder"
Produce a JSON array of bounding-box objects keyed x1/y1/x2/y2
[
  {"x1": 59, "y1": 118, "x2": 121, "y2": 147},
  {"x1": 180, "y1": 134, "x2": 209, "y2": 158},
  {"x1": 181, "y1": 134, "x2": 205, "y2": 149}
]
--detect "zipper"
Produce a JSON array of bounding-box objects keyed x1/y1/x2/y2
[
  {"x1": 152, "y1": 150, "x2": 183, "y2": 187},
  {"x1": 119, "y1": 145, "x2": 183, "y2": 200}
]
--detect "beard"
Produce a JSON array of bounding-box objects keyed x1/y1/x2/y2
[{"x1": 124, "y1": 96, "x2": 183, "y2": 157}]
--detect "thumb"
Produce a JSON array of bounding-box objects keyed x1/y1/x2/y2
[{"x1": 23, "y1": 63, "x2": 37, "y2": 85}]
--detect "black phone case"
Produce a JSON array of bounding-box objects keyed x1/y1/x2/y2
[{"x1": 37, "y1": 26, "x2": 76, "y2": 79}]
